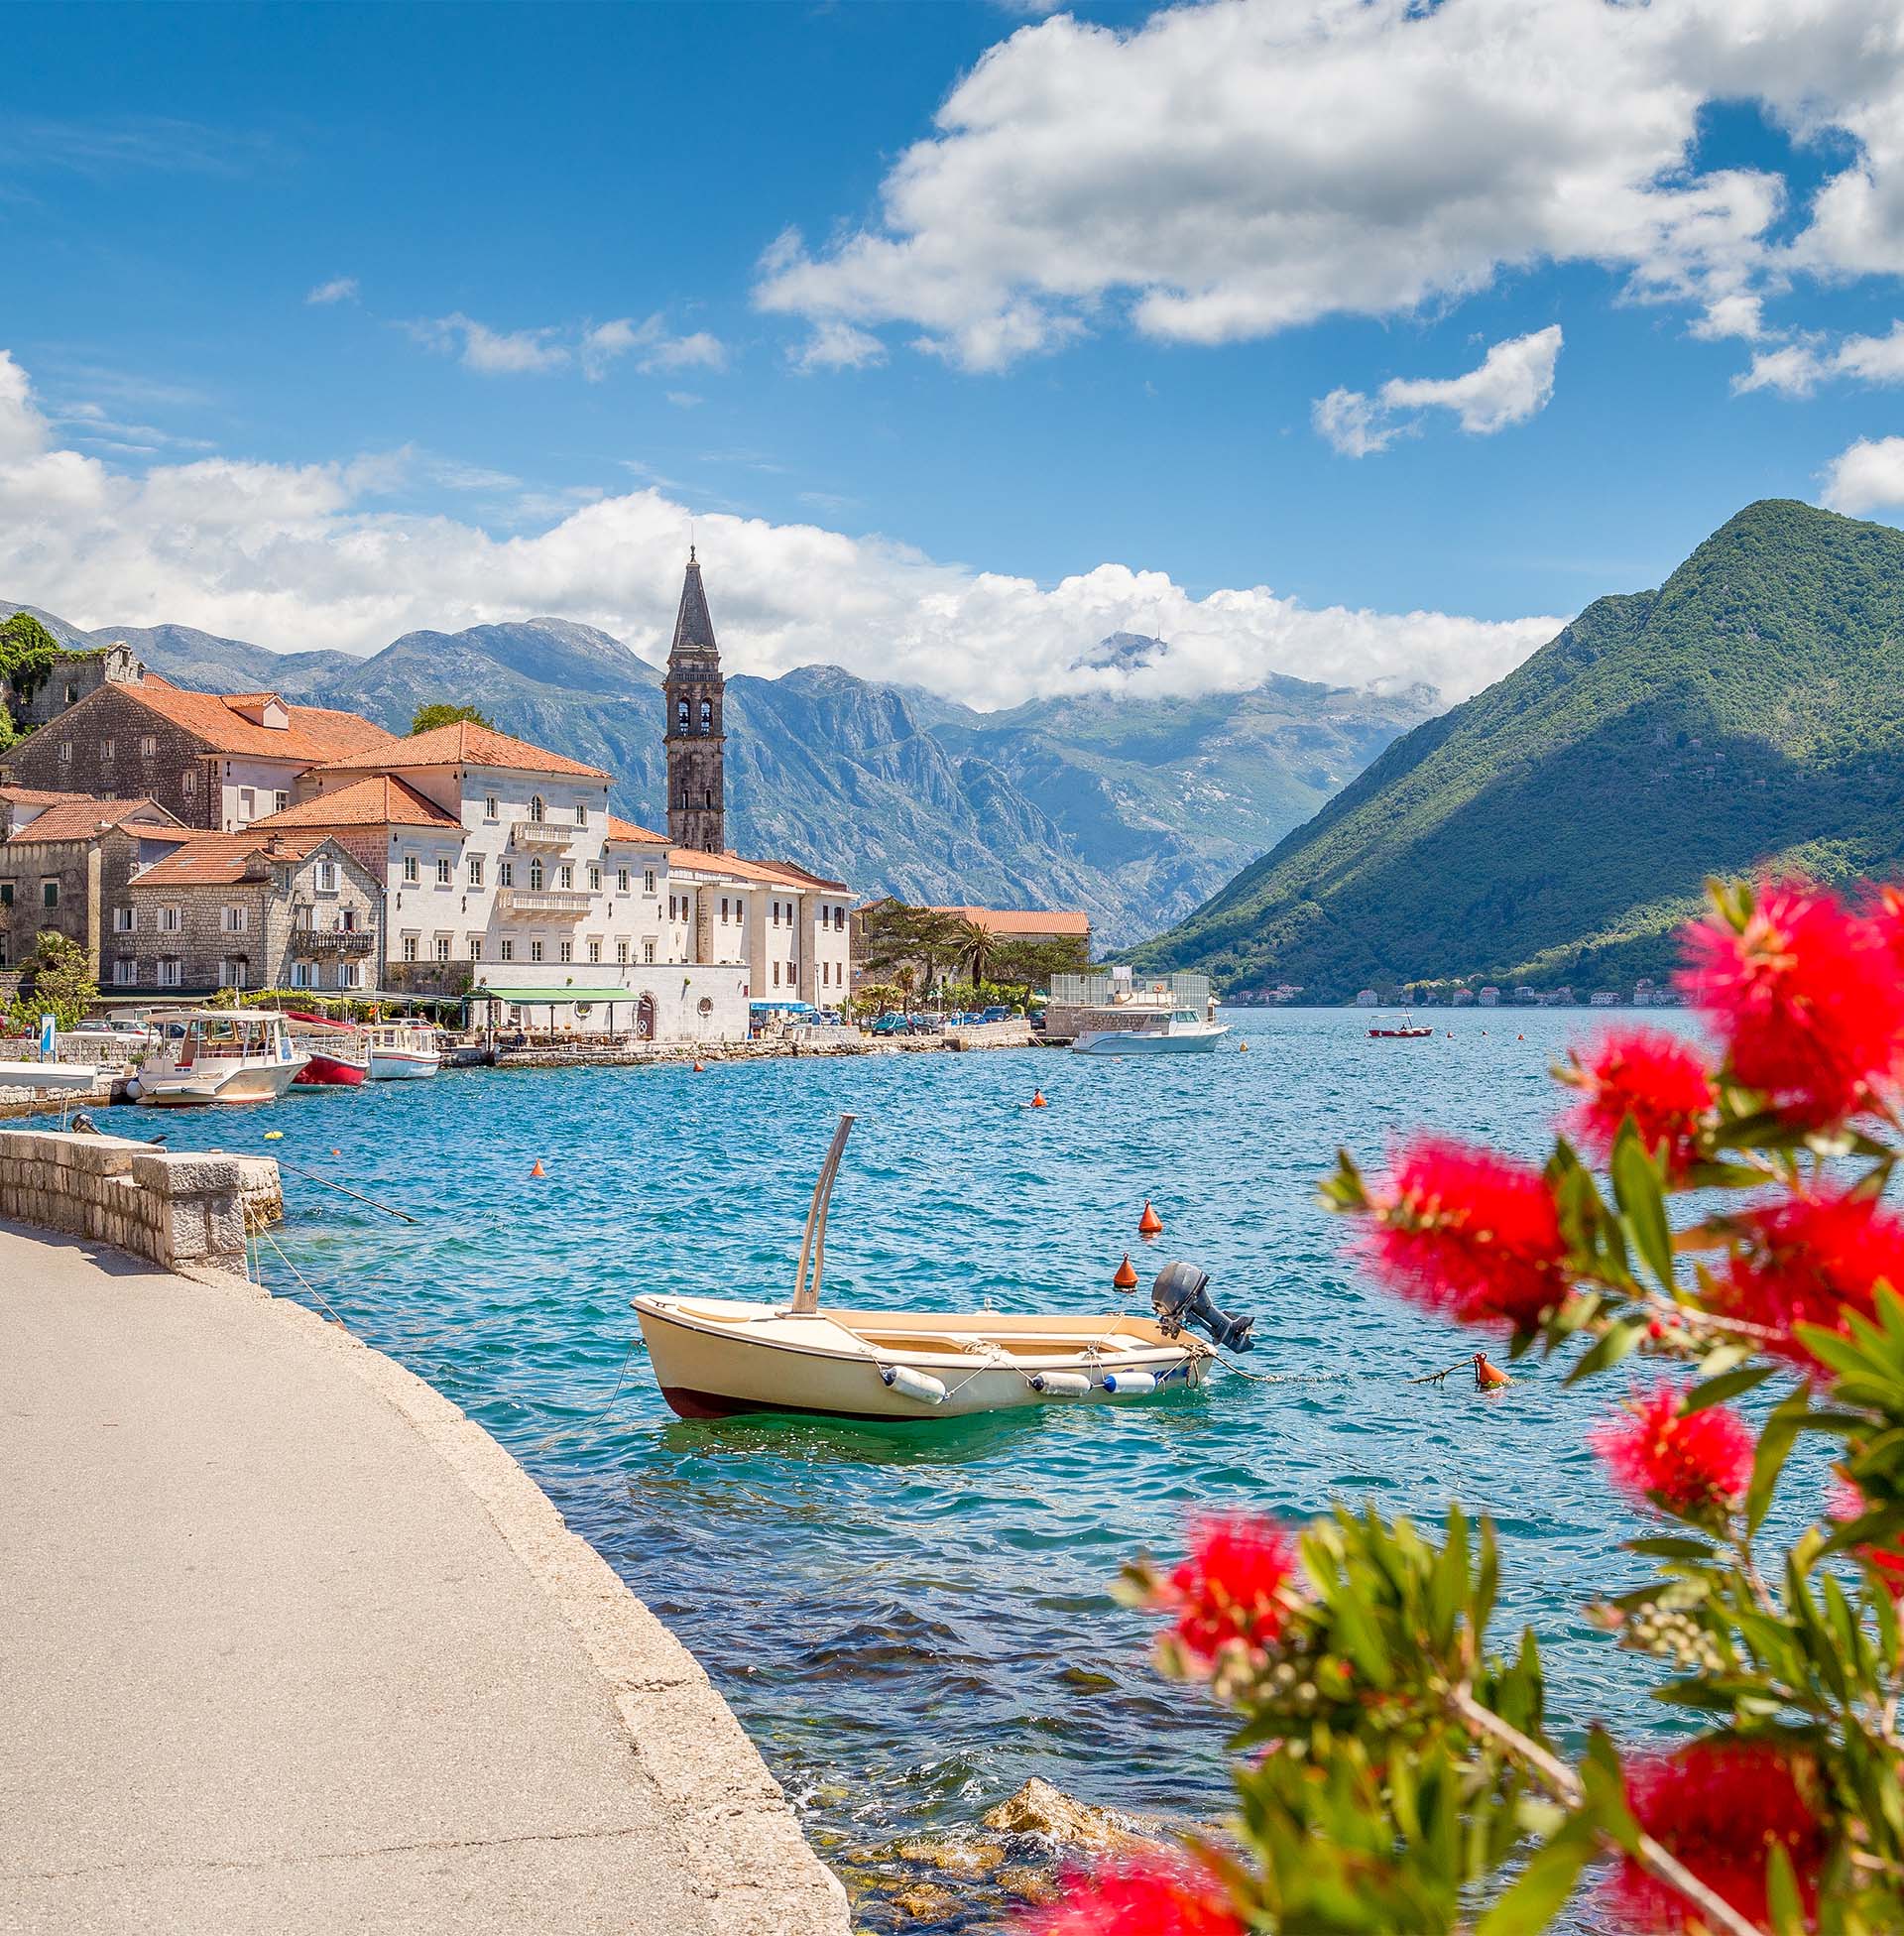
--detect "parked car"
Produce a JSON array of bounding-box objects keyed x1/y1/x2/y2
[
  {"x1": 978, "y1": 1006, "x2": 1012, "y2": 1025},
  {"x1": 871, "y1": 1012, "x2": 909, "y2": 1036}
]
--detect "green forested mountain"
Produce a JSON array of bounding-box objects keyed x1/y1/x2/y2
[{"x1": 1128, "y1": 500, "x2": 1904, "y2": 998}]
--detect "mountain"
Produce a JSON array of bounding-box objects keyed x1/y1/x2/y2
[
  {"x1": 1, "y1": 601, "x2": 1436, "y2": 945},
  {"x1": 1127, "y1": 500, "x2": 1904, "y2": 997}
]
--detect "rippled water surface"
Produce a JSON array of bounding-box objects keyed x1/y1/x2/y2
[{"x1": 81, "y1": 1012, "x2": 1727, "y2": 1922}]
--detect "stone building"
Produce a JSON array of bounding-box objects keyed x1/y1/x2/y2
[
  {"x1": 0, "y1": 789, "x2": 190, "y2": 975},
  {"x1": 0, "y1": 676, "x2": 393, "y2": 832},
  {"x1": 663, "y1": 548, "x2": 726, "y2": 853},
  {"x1": 120, "y1": 831, "x2": 381, "y2": 998},
  {"x1": 6, "y1": 640, "x2": 145, "y2": 731}
]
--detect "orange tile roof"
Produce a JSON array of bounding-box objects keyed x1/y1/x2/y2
[
  {"x1": 606, "y1": 814, "x2": 668, "y2": 845},
  {"x1": 3, "y1": 796, "x2": 184, "y2": 846},
  {"x1": 115, "y1": 683, "x2": 393, "y2": 763},
  {"x1": 250, "y1": 774, "x2": 461, "y2": 830},
  {"x1": 131, "y1": 829, "x2": 332, "y2": 889},
  {"x1": 308, "y1": 719, "x2": 608, "y2": 780},
  {"x1": 911, "y1": 905, "x2": 1092, "y2": 937},
  {"x1": 0, "y1": 784, "x2": 82, "y2": 810},
  {"x1": 668, "y1": 847, "x2": 850, "y2": 893}
]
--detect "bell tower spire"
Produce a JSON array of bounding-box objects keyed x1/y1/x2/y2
[{"x1": 663, "y1": 548, "x2": 726, "y2": 852}]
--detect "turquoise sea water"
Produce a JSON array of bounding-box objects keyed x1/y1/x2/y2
[{"x1": 71, "y1": 1012, "x2": 1735, "y2": 1924}]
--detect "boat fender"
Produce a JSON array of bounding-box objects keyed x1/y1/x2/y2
[
  {"x1": 1029, "y1": 1371, "x2": 1092, "y2": 1396},
  {"x1": 880, "y1": 1364, "x2": 947, "y2": 1405},
  {"x1": 122, "y1": 1076, "x2": 141, "y2": 1101},
  {"x1": 1103, "y1": 1370, "x2": 1158, "y2": 1395}
]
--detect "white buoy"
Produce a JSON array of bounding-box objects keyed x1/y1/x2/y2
[
  {"x1": 880, "y1": 1364, "x2": 947, "y2": 1405},
  {"x1": 1030, "y1": 1371, "x2": 1092, "y2": 1396},
  {"x1": 1102, "y1": 1370, "x2": 1158, "y2": 1395}
]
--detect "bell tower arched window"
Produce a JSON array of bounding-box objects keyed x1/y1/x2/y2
[
  {"x1": 698, "y1": 699, "x2": 712, "y2": 734},
  {"x1": 676, "y1": 699, "x2": 689, "y2": 730}
]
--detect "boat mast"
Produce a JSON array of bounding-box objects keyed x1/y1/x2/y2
[{"x1": 789, "y1": 1113, "x2": 855, "y2": 1314}]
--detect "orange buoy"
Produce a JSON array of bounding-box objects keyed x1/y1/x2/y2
[
  {"x1": 1517, "y1": 1033, "x2": 1524, "y2": 1041},
  {"x1": 1474, "y1": 1351, "x2": 1511, "y2": 1391},
  {"x1": 331, "y1": 1148, "x2": 341, "y2": 1157},
  {"x1": 692, "y1": 1059, "x2": 705, "y2": 1073},
  {"x1": 530, "y1": 1159, "x2": 546, "y2": 1178},
  {"x1": 1031, "y1": 1088, "x2": 1048, "y2": 1108},
  {"x1": 1113, "y1": 1252, "x2": 1138, "y2": 1291},
  {"x1": 1137, "y1": 1199, "x2": 1164, "y2": 1239},
  {"x1": 1239, "y1": 1039, "x2": 1249, "y2": 1052}
]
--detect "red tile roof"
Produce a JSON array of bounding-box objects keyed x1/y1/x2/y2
[
  {"x1": 0, "y1": 785, "x2": 77, "y2": 808},
  {"x1": 3, "y1": 796, "x2": 184, "y2": 846},
  {"x1": 606, "y1": 813, "x2": 668, "y2": 845},
  {"x1": 131, "y1": 829, "x2": 332, "y2": 889},
  {"x1": 908, "y1": 905, "x2": 1092, "y2": 937},
  {"x1": 250, "y1": 774, "x2": 461, "y2": 830},
  {"x1": 669, "y1": 848, "x2": 850, "y2": 893},
  {"x1": 117, "y1": 683, "x2": 394, "y2": 763},
  {"x1": 308, "y1": 719, "x2": 608, "y2": 780}
]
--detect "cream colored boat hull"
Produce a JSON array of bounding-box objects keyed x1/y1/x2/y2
[
  {"x1": 138, "y1": 1056, "x2": 308, "y2": 1107},
  {"x1": 632, "y1": 1295, "x2": 1207, "y2": 1420}
]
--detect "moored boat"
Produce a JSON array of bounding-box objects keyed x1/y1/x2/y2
[
  {"x1": 633, "y1": 1117, "x2": 1255, "y2": 1422},
  {"x1": 287, "y1": 1013, "x2": 371, "y2": 1086},
  {"x1": 1368, "y1": 1012, "x2": 1434, "y2": 1039},
  {"x1": 134, "y1": 1010, "x2": 308, "y2": 1108},
  {"x1": 365, "y1": 1021, "x2": 442, "y2": 1080},
  {"x1": 1072, "y1": 1007, "x2": 1229, "y2": 1054}
]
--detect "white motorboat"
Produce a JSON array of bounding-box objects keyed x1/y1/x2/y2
[
  {"x1": 365, "y1": 1022, "x2": 442, "y2": 1081},
  {"x1": 632, "y1": 1118, "x2": 1254, "y2": 1421},
  {"x1": 1072, "y1": 1007, "x2": 1230, "y2": 1054},
  {"x1": 134, "y1": 1010, "x2": 307, "y2": 1108}
]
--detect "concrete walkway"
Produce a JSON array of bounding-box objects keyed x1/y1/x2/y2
[{"x1": 0, "y1": 1221, "x2": 847, "y2": 1936}]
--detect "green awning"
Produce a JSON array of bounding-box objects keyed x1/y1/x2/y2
[{"x1": 469, "y1": 986, "x2": 650, "y2": 1003}]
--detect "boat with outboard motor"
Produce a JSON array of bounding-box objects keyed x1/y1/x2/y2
[
  {"x1": 364, "y1": 1021, "x2": 442, "y2": 1081},
  {"x1": 287, "y1": 1013, "x2": 371, "y2": 1086},
  {"x1": 132, "y1": 1010, "x2": 307, "y2": 1107},
  {"x1": 632, "y1": 1117, "x2": 1256, "y2": 1421}
]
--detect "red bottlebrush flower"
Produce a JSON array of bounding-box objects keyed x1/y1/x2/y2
[
  {"x1": 1590, "y1": 1383, "x2": 1752, "y2": 1518},
  {"x1": 1362, "y1": 1137, "x2": 1570, "y2": 1330},
  {"x1": 1830, "y1": 1476, "x2": 1904, "y2": 1599},
  {"x1": 1154, "y1": 1513, "x2": 1299, "y2": 1668},
  {"x1": 1603, "y1": 1742, "x2": 1828, "y2": 1933},
  {"x1": 1678, "y1": 880, "x2": 1904, "y2": 1125},
  {"x1": 1714, "y1": 1190, "x2": 1904, "y2": 1369},
  {"x1": 1565, "y1": 1028, "x2": 1716, "y2": 1176},
  {"x1": 1017, "y1": 1854, "x2": 1247, "y2": 1936}
]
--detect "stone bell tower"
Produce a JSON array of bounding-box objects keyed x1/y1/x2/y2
[{"x1": 663, "y1": 546, "x2": 726, "y2": 852}]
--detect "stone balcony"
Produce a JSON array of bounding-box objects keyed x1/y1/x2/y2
[
  {"x1": 496, "y1": 887, "x2": 591, "y2": 921},
  {"x1": 510, "y1": 820, "x2": 574, "y2": 851},
  {"x1": 290, "y1": 928, "x2": 377, "y2": 955}
]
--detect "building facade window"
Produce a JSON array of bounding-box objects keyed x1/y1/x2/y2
[
  {"x1": 42, "y1": 880, "x2": 58, "y2": 909},
  {"x1": 101, "y1": 739, "x2": 115, "y2": 762},
  {"x1": 558, "y1": 940, "x2": 572, "y2": 964},
  {"x1": 0, "y1": 883, "x2": 12, "y2": 908},
  {"x1": 158, "y1": 958, "x2": 181, "y2": 988},
  {"x1": 339, "y1": 962, "x2": 362, "y2": 990},
  {"x1": 403, "y1": 855, "x2": 419, "y2": 884},
  {"x1": 220, "y1": 906, "x2": 247, "y2": 932},
  {"x1": 113, "y1": 907, "x2": 136, "y2": 933},
  {"x1": 59, "y1": 742, "x2": 72, "y2": 765},
  {"x1": 617, "y1": 939, "x2": 629, "y2": 964},
  {"x1": 557, "y1": 863, "x2": 573, "y2": 890},
  {"x1": 181, "y1": 769, "x2": 197, "y2": 798},
  {"x1": 469, "y1": 937, "x2": 482, "y2": 962},
  {"x1": 616, "y1": 867, "x2": 630, "y2": 893},
  {"x1": 315, "y1": 861, "x2": 338, "y2": 893},
  {"x1": 112, "y1": 958, "x2": 137, "y2": 987},
  {"x1": 435, "y1": 858, "x2": 452, "y2": 886},
  {"x1": 644, "y1": 869, "x2": 656, "y2": 895},
  {"x1": 402, "y1": 935, "x2": 417, "y2": 963},
  {"x1": 468, "y1": 857, "x2": 483, "y2": 888},
  {"x1": 575, "y1": 802, "x2": 588, "y2": 824},
  {"x1": 588, "y1": 864, "x2": 601, "y2": 892},
  {"x1": 721, "y1": 897, "x2": 729, "y2": 922},
  {"x1": 587, "y1": 939, "x2": 601, "y2": 963},
  {"x1": 498, "y1": 861, "x2": 513, "y2": 887},
  {"x1": 159, "y1": 905, "x2": 181, "y2": 933},
  {"x1": 529, "y1": 795, "x2": 544, "y2": 823},
  {"x1": 140, "y1": 736, "x2": 158, "y2": 758},
  {"x1": 643, "y1": 938, "x2": 654, "y2": 964},
  {"x1": 220, "y1": 957, "x2": 248, "y2": 989},
  {"x1": 484, "y1": 795, "x2": 499, "y2": 820},
  {"x1": 499, "y1": 938, "x2": 514, "y2": 962},
  {"x1": 529, "y1": 859, "x2": 544, "y2": 892},
  {"x1": 435, "y1": 937, "x2": 450, "y2": 962},
  {"x1": 292, "y1": 961, "x2": 313, "y2": 989},
  {"x1": 530, "y1": 940, "x2": 543, "y2": 963},
  {"x1": 273, "y1": 791, "x2": 289, "y2": 814}
]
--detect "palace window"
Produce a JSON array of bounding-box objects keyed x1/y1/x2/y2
[
  {"x1": 435, "y1": 937, "x2": 450, "y2": 962},
  {"x1": 644, "y1": 869, "x2": 656, "y2": 895},
  {"x1": 720, "y1": 897, "x2": 729, "y2": 922},
  {"x1": 530, "y1": 940, "x2": 543, "y2": 963},
  {"x1": 587, "y1": 938, "x2": 600, "y2": 963},
  {"x1": 643, "y1": 938, "x2": 654, "y2": 964},
  {"x1": 529, "y1": 795, "x2": 544, "y2": 823},
  {"x1": 499, "y1": 939, "x2": 514, "y2": 963},
  {"x1": 575, "y1": 802, "x2": 588, "y2": 824},
  {"x1": 557, "y1": 863, "x2": 573, "y2": 890},
  {"x1": 498, "y1": 861, "x2": 513, "y2": 888},
  {"x1": 484, "y1": 795, "x2": 499, "y2": 820},
  {"x1": 435, "y1": 858, "x2": 452, "y2": 886},
  {"x1": 468, "y1": 856, "x2": 484, "y2": 889},
  {"x1": 617, "y1": 867, "x2": 630, "y2": 894},
  {"x1": 773, "y1": 960, "x2": 780, "y2": 987},
  {"x1": 469, "y1": 938, "x2": 482, "y2": 962},
  {"x1": 529, "y1": 859, "x2": 544, "y2": 891},
  {"x1": 558, "y1": 940, "x2": 572, "y2": 964},
  {"x1": 340, "y1": 908, "x2": 356, "y2": 931},
  {"x1": 588, "y1": 864, "x2": 601, "y2": 892},
  {"x1": 617, "y1": 939, "x2": 629, "y2": 964},
  {"x1": 403, "y1": 855, "x2": 419, "y2": 884},
  {"x1": 402, "y1": 936, "x2": 417, "y2": 963}
]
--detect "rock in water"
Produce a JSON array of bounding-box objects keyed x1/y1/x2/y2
[{"x1": 980, "y1": 1776, "x2": 1161, "y2": 1856}]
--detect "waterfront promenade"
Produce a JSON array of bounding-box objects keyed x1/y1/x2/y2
[{"x1": 0, "y1": 1219, "x2": 847, "y2": 1936}]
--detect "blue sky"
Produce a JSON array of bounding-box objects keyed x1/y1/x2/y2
[{"x1": 5, "y1": 0, "x2": 1904, "y2": 708}]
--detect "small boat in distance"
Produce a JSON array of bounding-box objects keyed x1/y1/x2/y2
[
  {"x1": 1073, "y1": 1007, "x2": 1230, "y2": 1055},
  {"x1": 1368, "y1": 1012, "x2": 1435, "y2": 1039},
  {"x1": 134, "y1": 1010, "x2": 308, "y2": 1107},
  {"x1": 287, "y1": 1013, "x2": 371, "y2": 1087},
  {"x1": 633, "y1": 1117, "x2": 1252, "y2": 1421},
  {"x1": 365, "y1": 1021, "x2": 442, "y2": 1081}
]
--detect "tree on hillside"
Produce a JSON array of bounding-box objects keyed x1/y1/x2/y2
[
  {"x1": 8, "y1": 932, "x2": 99, "y2": 1032},
  {"x1": 411, "y1": 701, "x2": 494, "y2": 734},
  {"x1": 0, "y1": 611, "x2": 60, "y2": 720},
  {"x1": 989, "y1": 935, "x2": 1089, "y2": 989}
]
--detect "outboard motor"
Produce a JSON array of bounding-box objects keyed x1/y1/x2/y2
[{"x1": 1151, "y1": 1260, "x2": 1254, "y2": 1353}]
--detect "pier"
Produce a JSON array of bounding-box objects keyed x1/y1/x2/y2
[{"x1": 0, "y1": 1203, "x2": 847, "y2": 1935}]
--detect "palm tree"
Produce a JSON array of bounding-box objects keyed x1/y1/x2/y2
[
  {"x1": 952, "y1": 915, "x2": 996, "y2": 986},
  {"x1": 894, "y1": 965, "x2": 918, "y2": 1013}
]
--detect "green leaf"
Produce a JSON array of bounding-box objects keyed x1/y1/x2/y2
[
  {"x1": 1764, "y1": 1842, "x2": 1805, "y2": 1936},
  {"x1": 1747, "y1": 1387, "x2": 1812, "y2": 1537},
  {"x1": 1624, "y1": 1535, "x2": 1719, "y2": 1560},
  {"x1": 1681, "y1": 1363, "x2": 1776, "y2": 1414},
  {"x1": 1474, "y1": 1822, "x2": 1594, "y2": 1936},
  {"x1": 1565, "y1": 1318, "x2": 1644, "y2": 1388},
  {"x1": 1611, "y1": 1130, "x2": 1674, "y2": 1292}
]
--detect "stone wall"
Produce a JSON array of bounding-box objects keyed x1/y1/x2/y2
[
  {"x1": 2, "y1": 686, "x2": 221, "y2": 829},
  {"x1": 0, "y1": 1129, "x2": 264, "y2": 1274}
]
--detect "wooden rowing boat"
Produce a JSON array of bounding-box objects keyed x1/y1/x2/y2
[{"x1": 632, "y1": 1115, "x2": 1211, "y2": 1421}]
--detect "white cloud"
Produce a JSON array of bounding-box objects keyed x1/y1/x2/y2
[
  {"x1": 306, "y1": 277, "x2": 359, "y2": 305},
  {"x1": 1316, "y1": 327, "x2": 1562, "y2": 456},
  {"x1": 1690, "y1": 293, "x2": 1766, "y2": 342},
  {"x1": 414, "y1": 311, "x2": 728, "y2": 382},
  {"x1": 754, "y1": 0, "x2": 1904, "y2": 373},
  {"x1": 1819, "y1": 435, "x2": 1904, "y2": 515},
  {"x1": 0, "y1": 345, "x2": 1560, "y2": 711},
  {"x1": 789, "y1": 318, "x2": 888, "y2": 373},
  {"x1": 1734, "y1": 320, "x2": 1904, "y2": 396}
]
